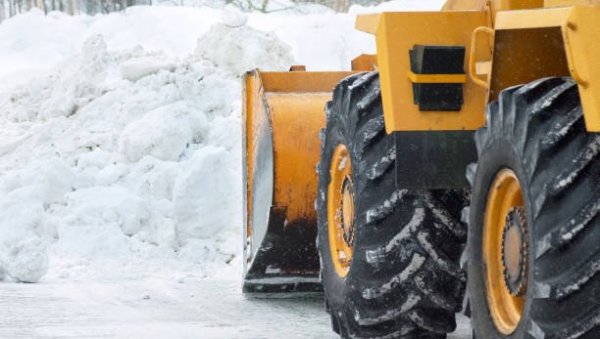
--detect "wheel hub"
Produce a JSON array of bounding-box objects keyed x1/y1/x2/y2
[
  {"x1": 502, "y1": 206, "x2": 529, "y2": 297},
  {"x1": 483, "y1": 169, "x2": 527, "y2": 335},
  {"x1": 328, "y1": 144, "x2": 355, "y2": 278},
  {"x1": 341, "y1": 177, "x2": 355, "y2": 247}
]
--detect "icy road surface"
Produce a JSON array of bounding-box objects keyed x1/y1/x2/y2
[{"x1": 0, "y1": 279, "x2": 472, "y2": 339}]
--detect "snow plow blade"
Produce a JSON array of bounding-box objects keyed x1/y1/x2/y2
[{"x1": 242, "y1": 69, "x2": 355, "y2": 294}]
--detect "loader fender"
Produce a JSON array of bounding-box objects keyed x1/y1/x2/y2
[{"x1": 490, "y1": 6, "x2": 600, "y2": 131}]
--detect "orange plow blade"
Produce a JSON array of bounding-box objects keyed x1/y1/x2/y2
[{"x1": 242, "y1": 69, "x2": 355, "y2": 294}]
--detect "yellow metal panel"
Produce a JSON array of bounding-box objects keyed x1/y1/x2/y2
[
  {"x1": 261, "y1": 71, "x2": 355, "y2": 219},
  {"x1": 489, "y1": 27, "x2": 570, "y2": 100},
  {"x1": 268, "y1": 93, "x2": 328, "y2": 221},
  {"x1": 564, "y1": 7, "x2": 600, "y2": 131},
  {"x1": 259, "y1": 71, "x2": 353, "y2": 93},
  {"x1": 495, "y1": 6, "x2": 572, "y2": 28},
  {"x1": 476, "y1": 61, "x2": 492, "y2": 75},
  {"x1": 243, "y1": 70, "x2": 355, "y2": 236},
  {"x1": 442, "y1": 0, "x2": 545, "y2": 14},
  {"x1": 351, "y1": 54, "x2": 377, "y2": 71},
  {"x1": 491, "y1": 9, "x2": 572, "y2": 101},
  {"x1": 357, "y1": 11, "x2": 489, "y2": 132},
  {"x1": 494, "y1": 0, "x2": 544, "y2": 11},
  {"x1": 407, "y1": 71, "x2": 467, "y2": 84},
  {"x1": 355, "y1": 14, "x2": 380, "y2": 35},
  {"x1": 494, "y1": 6, "x2": 600, "y2": 131},
  {"x1": 546, "y1": 0, "x2": 600, "y2": 7},
  {"x1": 492, "y1": 9, "x2": 574, "y2": 103}
]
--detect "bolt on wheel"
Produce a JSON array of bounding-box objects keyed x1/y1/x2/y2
[{"x1": 484, "y1": 169, "x2": 528, "y2": 335}]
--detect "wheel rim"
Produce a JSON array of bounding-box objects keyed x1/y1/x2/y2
[
  {"x1": 484, "y1": 169, "x2": 528, "y2": 335},
  {"x1": 328, "y1": 144, "x2": 355, "y2": 278}
]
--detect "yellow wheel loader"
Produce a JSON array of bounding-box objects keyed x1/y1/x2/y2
[{"x1": 242, "y1": 0, "x2": 600, "y2": 338}]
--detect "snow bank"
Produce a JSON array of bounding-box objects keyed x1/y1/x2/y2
[
  {"x1": 0, "y1": 14, "x2": 295, "y2": 282},
  {"x1": 0, "y1": 4, "x2": 374, "y2": 84},
  {"x1": 0, "y1": 0, "x2": 444, "y2": 283}
]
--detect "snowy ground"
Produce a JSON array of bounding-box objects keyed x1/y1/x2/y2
[
  {"x1": 0, "y1": 279, "x2": 336, "y2": 339},
  {"x1": 0, "y1": 0, "x2": 472, "y2": 338},
  {"x1": 0, "y1": 279, "x2": 472, "y2": 339}
]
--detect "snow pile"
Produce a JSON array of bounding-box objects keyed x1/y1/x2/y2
[
  {"x1": 195, "y1": 24, "x2": 294, "y2": 76},
  {"x1": 221, "y1": 5, "x2": 249, "y2": 27},
  {"x1": 0, "y1": 17, "x2": 292, "y2": 282},
  {"x1": 195, "y1": 5, "x2": 294, "y2": 76}
]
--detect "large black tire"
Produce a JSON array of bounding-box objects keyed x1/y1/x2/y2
[
  {"x1": 317, "y1": 72, "x2": 467, "y2": 338},
  {"x1": 468, "y1": 77, "x2": 600, "y2": 338}
]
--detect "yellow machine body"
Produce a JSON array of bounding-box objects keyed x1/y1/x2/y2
[
  {"x1": 492, "y1": 5, "x2": 600, "y2": 131},
  {"x1": 242, "y1": 0, "x2": 600, "y2": 293},
  {"x1": 356, "y1": 11, "x2": 489, "y2": 132},
  {"x1": 357, "y1": 0, "x2": 600, "y2": 132}
]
